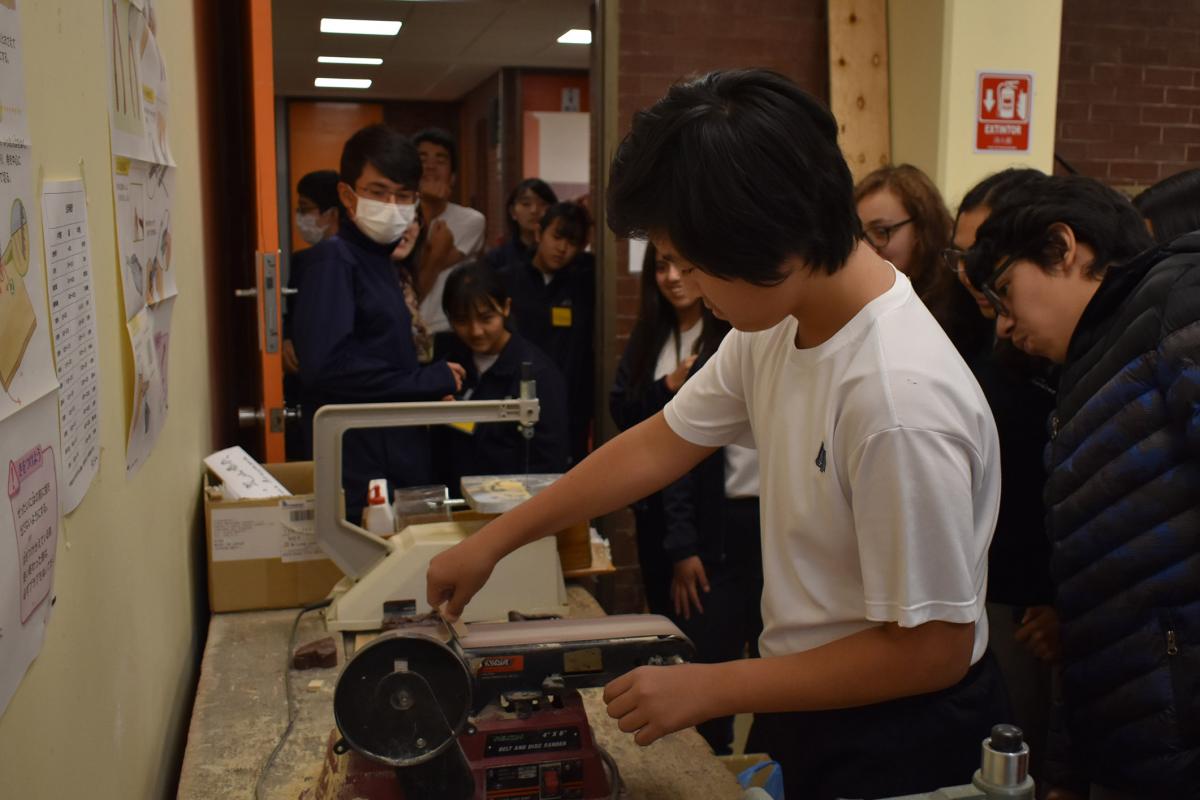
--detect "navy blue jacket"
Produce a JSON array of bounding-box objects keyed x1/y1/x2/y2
[
  {"x1": 481, "y1": 239, "x2": 532, "y2": 273},
  {"x1": 502, "y1": 253, "x2": 595, "y2": 464},
  {"x1": 1046, "y1": 231, "x2": 1200, "y2": 793},
  {"x1": 293, "y1": 220, "x2": 457, "y2": 521},
  {"x1": 433, "y1": 332, "x2": 569, "y2": 494}
]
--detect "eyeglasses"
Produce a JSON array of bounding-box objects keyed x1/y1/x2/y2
[
  {"x1": 942, "y1": 247, "x2": 966, "y2": 274},
  {"x1": 355, "y1": 183, "x2": 419, "y2": 205},
  {"x1": 979, "y1": 254, "x2": 1020, "y2": 317},
  {"x1": 862, "y1": 218, "x2": 913, "y2": 249}
]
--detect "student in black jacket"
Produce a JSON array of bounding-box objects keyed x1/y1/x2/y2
[
  {"x1": 435, "y1": 261, "x2": 569, "y2": 495},
  {"x1": 609, "y1": 243, "x2": 731, "y2": 616},
  {"x1": 502, "y1": 202, "x2": 595, "y2": 464},
  {"x1": 482, "y1": 178, "x2": 558, "y2": 273}
]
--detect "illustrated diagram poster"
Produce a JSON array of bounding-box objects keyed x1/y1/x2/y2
[
  {"x1": 0, "y1": 0, "x2": 28, "y2": 146},
  {"x1": 0, "y1": 391, "x2": 60, "y2": 717},
  {"x1": 124, "y1": 296, "x2": 173, "y2": 475},
  {"x1": 0, "y1": 142, "x2": 56, "y2": 422},
  {"x1": 113, "y1": 156, "x2": 175, "y2": 322},
  {"x1": 41, "y1": 180, "x2": 101, "y2": 513},
  {"x1": 104, "y1": 0, "x2": 173, "y2": 165}
]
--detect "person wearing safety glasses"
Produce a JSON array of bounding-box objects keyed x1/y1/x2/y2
[{"x1": 966, "y1": 173, "x2": 1200, "y2": 800}]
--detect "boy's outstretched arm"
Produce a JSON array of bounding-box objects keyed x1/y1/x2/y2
[
  {"x1": 427, "y1": 412, "x2": 717, "y2": 617},
  {"x1": 603, "y1": 619, "x2": 975, "y2": 745}
]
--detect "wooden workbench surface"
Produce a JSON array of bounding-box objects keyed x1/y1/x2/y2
[{"x1": 177, "y1": 586, "x2": 744, "y2": 799}]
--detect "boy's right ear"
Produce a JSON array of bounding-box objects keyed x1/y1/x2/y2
[{"x1": 337, "y1": 181, "x2": 358, "y2": 219}]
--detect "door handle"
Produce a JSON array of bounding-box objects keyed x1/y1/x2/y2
[
  {"x1": 281, "y1": 287, "x2": 298, "y2": 296},
  {"x1": 234, "y1": 287, "x2": 257, "y2": 298},
  {"x1": 237, "y1": 406, "x2": 265, "y2": 428}
]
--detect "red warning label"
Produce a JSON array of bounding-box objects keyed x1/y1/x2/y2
[{"x1": 976, "y1": 72, "x2": 1033, "y2": 152}]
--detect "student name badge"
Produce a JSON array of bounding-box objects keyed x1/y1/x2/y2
[
  {"x1": 447, "y1": 421, "x2": 476, "y2": 435},
  {"x1": 552, "y1": 306, "x2": 573, "y2": 327}
]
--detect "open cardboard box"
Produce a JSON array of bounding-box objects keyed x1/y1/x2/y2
[{"x1": 202, "y1": 461, "x2": 343, "y2": 613}]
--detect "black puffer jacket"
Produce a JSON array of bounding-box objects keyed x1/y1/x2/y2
[{"x1": 1046, "y1": 231, "x2": 1200, "y2": 795}]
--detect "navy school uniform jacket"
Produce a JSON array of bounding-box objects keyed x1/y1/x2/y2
[
  {"x1": 293, "y1": 219, "x2": 458, "y2": 521},
  {"x1": 433, "y1": 332, "x2": 569, "y2": 495},
  {"x1": 481, "y1": 239, "x2": 531, "y2": 273},
  {"x1": 502, "y1": 252, "x2": 595, "y2": 464}
]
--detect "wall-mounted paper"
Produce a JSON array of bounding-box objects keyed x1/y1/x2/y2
[
  {"x1": 0, "y1": 0, "x2": 29, "y2": 146},
  {"x1": 41, "y1": 180, "x2": 100, "y2": 513}
]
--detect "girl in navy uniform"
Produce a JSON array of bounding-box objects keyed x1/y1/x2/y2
[
  {"x1": 501, "y1": 202, "x2": 595, "y2": 464},
  {"x1": 434, "y1": 261, "x2": 569, "y2": 493},
  {"x1": 294, "y1": 124, "x2": 465, "y2": 523},
  {"x1": 482, "y1": 178, "x2": 558, "y2": 273}
]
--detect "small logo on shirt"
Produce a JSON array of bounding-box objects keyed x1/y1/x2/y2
[{"x1": 815, "y1": 442, "x2": 827, "y2": 473}]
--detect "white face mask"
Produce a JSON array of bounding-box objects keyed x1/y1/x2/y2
[
  {"x1": 353, "y1": 196, "x2": 417, "y2": 245},
  {"x1": 295, "y1": 211, "x2": 326, "y2": 244}
]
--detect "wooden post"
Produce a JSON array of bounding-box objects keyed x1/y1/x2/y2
[{"x1": 828, "y1": 0, "x2": 891, "y2": 182}]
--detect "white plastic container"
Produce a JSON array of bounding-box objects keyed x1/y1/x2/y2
[{"x1": 361, "y1": 479, "x2": 395, "y2": 535}]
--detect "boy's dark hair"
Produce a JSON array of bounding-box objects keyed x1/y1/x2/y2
[
  {"x1": 1134, "y1": 167, "x2": 1200, "y2": 244},
  {"x1": 413, "y1": 127, "x2": 458, "y2": 173},
  {"x1": 297, "y1": 170, "x2": 341, "y2": 212},
  {"x1": 966, "y1": 175, "x2": 1154, "y2": 289},
  {"x1": 506, "y1": 178, "x2": 559, "y2": 244},
  {"x1": 607, "y1": 68, "x2": 859, "y2": 284},
  {"x1": 442, "y1": 259, "x2": 510, "y2": 323},
  {"x1": 957, "y1": 167, "x2": 1044, "y2": 218},
  {"x1": 540, "y1": 202, "x2": 591, "y2": 248},
  {"x1": 340, "y1": 124, "x2": 422, "y2": 189}
]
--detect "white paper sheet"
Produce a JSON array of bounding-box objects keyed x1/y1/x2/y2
[
  {"x1": 0, "y1": 0, "x2": 29, "y2": 146},
  {"x1": 41, "y1": 180, "x2": 100, "y2": 513},
  {"x1": 124, "y1": 296, "x2": 173, "y2": 475},
  {"x1": 0, "y1": 391, "x2": 60, "y2": 717},
  {"x1": 104, "y1": 0, "x2": 174, "y2": 165},
  {"x1": 113, "y1": 157, "x2": 176, "y2": 322}
]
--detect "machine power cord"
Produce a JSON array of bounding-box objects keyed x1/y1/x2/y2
[
  {"x1": 598, "y1": 743, "x2": 622, "y2": 800},
  {"x1": 253, "y1": 598, "x2": 334, "y2": 800}
]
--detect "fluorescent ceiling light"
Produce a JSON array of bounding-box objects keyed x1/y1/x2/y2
[
  {"x1": 318, "y1": 56, "x2": 384, "y2": 65},
  {"x1": 557, "y1": 28, "x2": 592, "y2": 44},
  {"x1": 315, "y1": 77, "x2": 373, "y2": 89},
  {"x1": 320, "y1": 18, "x2": 402, "y2": 36}
]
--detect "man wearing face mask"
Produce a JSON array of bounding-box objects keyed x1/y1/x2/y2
[
  {"x1": 281, "y1": 169, "x2": 341, "y2": 458},
  {"x1": 294, "y1": 124, "x2": 467, "y2": 524}
]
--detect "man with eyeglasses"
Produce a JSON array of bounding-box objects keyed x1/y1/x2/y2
[
  {"x1": 294, "y1": 123, "x2": 467, "y2": 524},
  {"x1": 966, "y1": 174, "x2": 1200, "y2": 799}
]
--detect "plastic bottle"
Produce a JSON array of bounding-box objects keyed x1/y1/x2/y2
[{"x1": 361, "y1": 479, "x2": 395, "y2": 535}]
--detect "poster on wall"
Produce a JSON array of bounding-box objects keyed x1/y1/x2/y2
[
  {"x1": 0, "y1": 142, "x2": 57, "y2": 422},
  {"x1": 112, "y1": 157, "x2": 176, "y2": 322},
  {"x1": 0, "y1": 0, "x2": 28, "y2": 146},
  {"x1": 41, "y1": 179, "x2": 101, "y2": 513},
  {"x1": 0, "y1": 368, "x2": 60, "y2": 717},
  {"x1": 104, "y1": 0, "x2": 173, "y2": 165},
  {"x1": 124, "y1": 296, "x2": 173, "y2": 476}
]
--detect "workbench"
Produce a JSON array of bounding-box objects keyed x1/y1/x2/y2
[{"x1": 177, "y1": 586, "x2": 745, "y2": 799}]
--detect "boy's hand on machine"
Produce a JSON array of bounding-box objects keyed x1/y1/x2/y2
[
  {"x1": 426, "y1": 535, "x2": 499, "y2": 620},
  {"x1": 671, "y1": 556, "x2": 709, "y2": 620},
  {"x1": 603, "y1": 663, "x2": 714, "y2": 746}
]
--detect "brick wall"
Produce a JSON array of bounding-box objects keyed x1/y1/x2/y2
[
  {"x1": 1055, "y1": 0, "x2": 1200, "y2": 189},
  {"x1": 598, "y1": 0, "x2": 829, "y2": 613},
  {"x1": 614, "y1": 0, "x2": 829, "y2": 344}
]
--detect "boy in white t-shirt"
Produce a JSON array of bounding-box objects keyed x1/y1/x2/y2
[{"x1": 428, "y1": 69, "x2": 1009, "y2": 798}]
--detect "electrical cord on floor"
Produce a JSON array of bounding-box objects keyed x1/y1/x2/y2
[
  {"x1": 254, "y1": 598, "x2": 333, "y2": 800},
  {"x1": 598, "y1": 743, "x2": 622, "y2": 800}
]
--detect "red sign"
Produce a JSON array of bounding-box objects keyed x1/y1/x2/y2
[{"x1": 976, "y1": 72, "x2": 1033, "y2": 152}]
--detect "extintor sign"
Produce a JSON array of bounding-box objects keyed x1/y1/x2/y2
[{"x1": 976, "y1": 72, "x2": 1033, "y2": 152}]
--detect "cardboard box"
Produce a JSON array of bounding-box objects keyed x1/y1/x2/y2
[{"x1": 203, "y1": 461, "x2": 343, "y2": 612}]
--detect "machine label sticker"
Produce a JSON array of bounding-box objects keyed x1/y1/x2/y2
[
  {"x1": 485, "y1": 758, "x2": 584, "y2": 799},
  {"x1": 484, "y1": 726, "x2": 581, "y2": 758},
  {"x1": 478, "y1": 654, "x2": 525, "y2": 675}
]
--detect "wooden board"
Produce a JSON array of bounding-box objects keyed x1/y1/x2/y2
[{"x1": 828, "y1": 0, "x2": 892, "y2": 181}]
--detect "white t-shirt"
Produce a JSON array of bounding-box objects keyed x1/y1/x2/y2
[
  {"x1": 664, "y1": 269, "x2": 999, "y2": 663},
  {"x1": 652, "y1": 321, "x2": 703, "y2": 382},
  {"x1": 419, "y1": 202, "x2": 488, "y2": 334}
]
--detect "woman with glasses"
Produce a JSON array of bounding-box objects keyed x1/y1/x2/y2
[{"x1": 855, "y1": 164, "x2": 988, "y2": 356}]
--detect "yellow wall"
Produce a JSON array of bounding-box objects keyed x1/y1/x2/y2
[
  {"x1": 890, "y1": 0, "x2": 1063, "y2": 211},
  {"x1": 0, "y1": 1, "x2": 211, "y2": 797}
]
